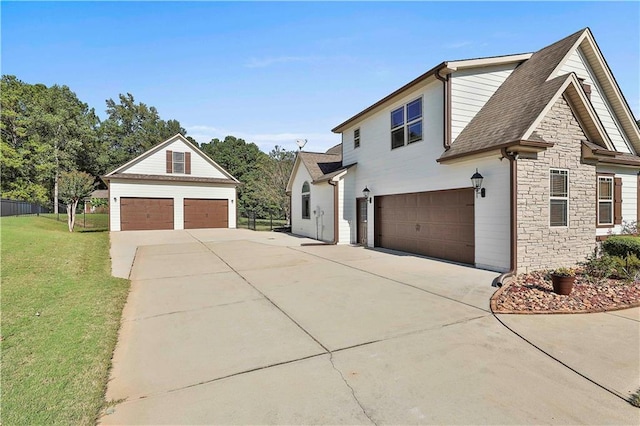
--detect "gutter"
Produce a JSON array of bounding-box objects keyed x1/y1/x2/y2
[
  {"x1": 493, "y1": 148, "x2": 518, "y2": 287},
  {"x1": 434, "y1": 66, "x2": 452, "y2": 150},
  {"x1": 328, "y1": 180, "x2": 339, "y2": 244}
]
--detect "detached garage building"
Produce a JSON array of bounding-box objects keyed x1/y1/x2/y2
[{"x1": 104, "y1": 134, "x2": 239, "y2": 231}]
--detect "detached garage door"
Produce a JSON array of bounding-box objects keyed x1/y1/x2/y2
[
  {"x1": 184, "y1": 199, "x2": 228, "y2": 229},
  {"x1": 375, "y1": 188, "x2": 474, "y2": 265},
  {"x1": 120, "y1": 198, "x2": 174, "y2": 231}
]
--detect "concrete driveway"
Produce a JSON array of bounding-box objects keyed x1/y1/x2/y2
[{"x1": 102, "y1": 229, "x2": 639, "y2": 424}]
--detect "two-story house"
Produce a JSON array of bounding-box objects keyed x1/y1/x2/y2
[{"x1": 287, "y1": 28, "x2": 640, "y2": 283}]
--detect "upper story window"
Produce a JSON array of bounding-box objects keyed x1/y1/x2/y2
[
  {"x1": 173, "y1": 152, "x2": 185, "y2": 173},
  {"x1": 166, "y1": 150, "x2": 191, "y2": 174},
  {"x1": 301, "y1": 181, "x2": 310, "y2": 219},
  {"x1": 391, "y1": 98, "x2": 422, "y2": 150},
  {"x1": 549, "y1": 169, "x2": 568, "y2": 227},
  {"x1": 597, "y1": 175, "x2": 613, "y2": 226},
  {"x1": 354, "y1": 128, "x2": 360, "y2": 149}
]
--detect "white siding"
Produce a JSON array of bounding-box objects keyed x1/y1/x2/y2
[
  {"x1": 109, "y1": 179, "x2": 236, "y2": 231},
  {"x1": 338, "y1": 78, "x2": 510, "y2": 271},
  {"x1": 125, "y1": 137, "x2": 230, "y2": 178},
  {"x1": 450, "y1": 63, "x2": 518, "y2": 142},
  {"x1": 557, "y1": 48, "x2": 632, "y2": 153},
  {"x1": 595, "y1": 166, "x2": 638, "y2": 237},
  {"x1": 289, "y1": 165, "x2": 335, "y2": 242},
  {"x1": 339, "y1": 174, "x2": 357, "y2": 244}
]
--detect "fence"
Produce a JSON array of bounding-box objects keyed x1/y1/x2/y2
[
  {"x1": 1, "y1": 199, "x2": 51, "y2": 217},
  {"x1": 240, "y1": 210, "x2": 289, "y2": 232}
]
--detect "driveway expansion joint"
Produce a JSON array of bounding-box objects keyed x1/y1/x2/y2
[{"x1": 192, "y1": 236, "x2": 331, "y2": 353}]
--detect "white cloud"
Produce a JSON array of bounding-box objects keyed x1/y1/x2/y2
[{"x1": 185, "y1": 124, "x2": 340, "y2": 154}]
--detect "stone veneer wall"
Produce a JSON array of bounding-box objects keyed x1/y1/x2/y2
[{"x1": 517, "y1": 96, "x2": 596, "y2": 272}]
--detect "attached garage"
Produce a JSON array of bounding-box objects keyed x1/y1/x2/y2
[
  {"x1": 120, "y1": 198, "x2": 174, "y2": 231},
  {"x1": 184, "y1": 199, "x2": 228, "y2": 229},
  {"x1": 374, "y1": 188, "x2": 475, "y2": 265},
  {"x1": 104, "y1": 134, "x2": 239, "y2": 232}
]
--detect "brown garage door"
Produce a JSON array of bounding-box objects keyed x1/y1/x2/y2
[
  {"x1": 120, "y1": 198, "x2": 174, "y2": 231},
  {"x1": 374, "y1": 188, "x2": 474, "y2": 265},
  {"x1": 184, "y1": 199, "x2": 228, "y2": 229}
]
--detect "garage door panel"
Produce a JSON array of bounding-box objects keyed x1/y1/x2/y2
[
  {"x1": 184, "y1": 199, "x2": 228, "y2": 229},
  {"x1": 376, "y1": 189, "x2": 474, "y2": 265},
  {"x1": 121, "y1": 198, "x2": 174, "y2": 231}
]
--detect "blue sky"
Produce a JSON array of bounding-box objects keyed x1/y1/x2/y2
[{"x1": 2, "y1": 1, "x2": 639, "y2": 153}]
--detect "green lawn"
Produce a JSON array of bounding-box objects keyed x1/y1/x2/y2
[
  {"x1": 1, "y1": 216, "x2": 129, "y2": 424},
  {"x1": 39, "y1": 212, "x2": 109, "y2": 231}
]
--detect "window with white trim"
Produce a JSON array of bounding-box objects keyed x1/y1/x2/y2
[
  {"x1": 550, "y1": 169, "x2": 568, "y2": 227},
  {"x1": 597, "y1": 175, "x2": 614, "y2": 226},
  {"x1": 301, "y1": 181, "x2": 310, "y2": 219},
  {"x1": 390, "y1": 98, "x2": 422, "y2": 149},
  {"x1": 173, "y1": 152, "x2": 185, "y2": 174},
  {"x1": 354, "y1": 128, "x2": 360, "y2": 149}
]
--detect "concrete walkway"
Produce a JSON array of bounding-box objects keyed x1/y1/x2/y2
[{"x1": 102, "y1": 230, "x2": 639, "y2": 424}]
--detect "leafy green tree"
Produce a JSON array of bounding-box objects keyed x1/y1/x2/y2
[
  {"x1": 1, "y1": 76, "x2": 98, "y2": 209},
  {"x1": 200, "y1": 136, "x2": 268, "y2": 214},
  {"x1": 254, "y1": 145, "x2": 295, "y2": 221},
  {"x1": 100, "y1": 93, "x2": 187, "y2": 171},
  {"x1": 58, "y1": 171, "x2": 95, "y2": 232}
]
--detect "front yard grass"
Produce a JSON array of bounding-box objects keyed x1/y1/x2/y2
[{"x1": 1, "y1": 216, "x2": 129, "y2": 424}]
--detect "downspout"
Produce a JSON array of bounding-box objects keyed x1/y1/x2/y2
[
  {"x1": 434, "y1": 66, "x2": 451, "y2": 151},
  {"x1": 493, "y1": 148, "x2": 518, "y2": 287},
  {"x1": 328, "y1": 180, "x2": 339, "y2": 244}
]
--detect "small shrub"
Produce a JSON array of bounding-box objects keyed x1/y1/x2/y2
[
  {"x1": 601, "y1": 236, "x2": 640, "y2": 258},
  {"x1": 580, "y1": 248, "x2": 617, "y2": 282},
  {"x1": 551, "y1": 267, "x2": 576, "y2": 277},
  {"x1": 612, "y1": 254, "x2": 640, "y2": 281}
]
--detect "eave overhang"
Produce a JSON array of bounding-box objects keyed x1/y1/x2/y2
[{"x1": 437, "y1": 140, "x2": 554, "y2": 164}]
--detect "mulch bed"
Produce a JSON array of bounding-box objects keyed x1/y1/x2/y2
[{"x1": 491, "y1": 271, "x2": 640, "y2": 314}]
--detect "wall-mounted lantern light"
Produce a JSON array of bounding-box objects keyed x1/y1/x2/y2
[
  {"x1": 362, "y1": 186, "x2": 371, "y2": 203},
  {"x1": 471, "y1": 169, "x2": 486, "y2": 198},
  {"x1": 113, "y1": 197, "x2": 117, "y2": 203}
]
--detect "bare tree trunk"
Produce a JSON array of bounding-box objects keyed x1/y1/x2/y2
[
  {"x1": 55, "y1": 169, "x2": 59, "y2": 215},
  {"x1": 67, "y1": 202, "x2": 73, "y2": 232}
]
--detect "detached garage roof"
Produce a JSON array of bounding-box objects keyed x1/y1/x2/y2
[{"x1": 103, "y1": 134, "x2": 239, "y2": 184}]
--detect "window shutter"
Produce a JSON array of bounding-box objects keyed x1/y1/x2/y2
[
  {"x1": 614, "y1": 177, "x2": 622, "y2": 224},
  {"x1": 185, "y1": 152, "x2": 191, "y2": 175},
  {"x1": 166, "y1": 150, "x2": 173, "y2": 173}
]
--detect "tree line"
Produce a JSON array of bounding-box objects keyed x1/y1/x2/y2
[{"x1": 0, "y1": 75, "x2": 295, "y2": 220}]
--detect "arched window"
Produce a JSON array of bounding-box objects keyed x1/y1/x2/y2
[{"x1": 301, "y1": 182, "x2": 310, "y2": 219}]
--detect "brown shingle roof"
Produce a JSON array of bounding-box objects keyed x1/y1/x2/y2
[
  {"x1": 298, "y1": 150, "x2": 342, "y2": 181},
  {"x1": 439, "y1": 28, "x2": 586, "y2": 161}
]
